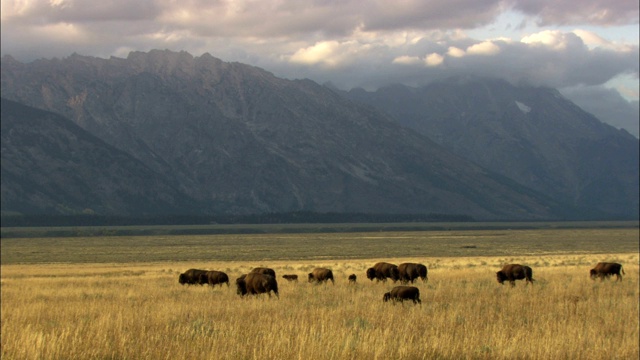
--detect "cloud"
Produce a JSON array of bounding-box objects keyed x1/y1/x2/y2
[
  {"x1": 511, "y1": 0, "x2": 639, "y2": 26},
  {"x1": 561, "y1": 85, "x2": 640, "y2": 137},
  {"x1": 466, "y1": 41, "x2": 501, "y2": 55},
  {"x1": 425, "y1": 53, "x2": 444, "y2": 66}
]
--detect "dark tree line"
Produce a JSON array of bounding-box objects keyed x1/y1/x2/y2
[{"x1": 1, "y1": 211, "x2": 473, "y2": 227}]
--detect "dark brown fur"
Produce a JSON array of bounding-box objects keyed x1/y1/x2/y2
[
  {"x1": 590, "y1": 262, "x2": 625, "y2": 281},
  {"x1": 178, "y1": 268, "x2": 208, "y2": 285},
  {"x1": 282, "y1": 274, "x2": 299, "y2": 282},
  {"x1": 496, "y1": 264, "x2": 534, "y2": 286},
  {"x1": 236, "y1": 273, "x2": 279, "y2": 297},
  {"x1": 383, "y1": 286, "x2": 421, "y2": 304},
  {"x1": 199, "y1": 270, "x2": 230, "y2": 287},
  {"x1": 397, "y1": 263, "x2": 428, "y2": 283},
  {"x1": 250, "y1": 267, "x2": 276, "y2": 277},
  {"x1": 366, "y1": 262, "x2": 399, "y2": 282},
  {"x1": 308, "y1": 268, "x2": 335, "y2": 284},
  {"x1": 348, "y1": 274, "x2": 357, "y2": 284}
]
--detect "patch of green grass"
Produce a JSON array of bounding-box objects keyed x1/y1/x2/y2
[{"x1": 0, "y1": 225, "x2": 637, "y2": 264}]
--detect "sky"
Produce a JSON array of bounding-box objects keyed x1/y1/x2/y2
[{"x1": 1, "y1": 0, "x2": 639, "y2": 136}]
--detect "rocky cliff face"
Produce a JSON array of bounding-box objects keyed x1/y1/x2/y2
[
  {"x1": 0, "y1": 51, "x2": 617, "y2": 219},
  {"x1": 345, "y1": 77, "x2": 639, "y2": 220}
]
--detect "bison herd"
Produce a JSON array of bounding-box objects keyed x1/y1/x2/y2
[{"x1": 178, "y1": 261, "x2": 625, "y2": 303}]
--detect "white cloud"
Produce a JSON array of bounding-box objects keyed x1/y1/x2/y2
[
  {"x1": 466, "y1": 41, "x2": 501, "y2": 55},
  {"x1": 447, "y1": 47, "x2": 466, "y2": 58},
  {"x1": 392, "y1": 55, "x2": 422, "y2": 65},
  {"x1": 425, "y1": 53, "x2": 444, "y2": 66}
]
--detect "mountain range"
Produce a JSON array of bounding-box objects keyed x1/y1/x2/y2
[{"x1": 1, "y1": 50, "x2": 637, "y2": 220}]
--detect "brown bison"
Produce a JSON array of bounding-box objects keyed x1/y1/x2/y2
[
  {"x1": 199, "y1": 270, "x2": 230, "y2": 287},
  {"x1": 250, "y1": 267, "x2": 276, "y2": 277},
  {"x1": 308, "y1": 268, "x2": 335, "y2": 284},
  {"x1": 383, "y1": 286, "x2": 421, "y2": 304},
  {"x1": 397, "y1": 263, "x2": 428, "y2": 283},
  {"x1": 590, "y1": 262, "x2": 625, "y2": 281},
  {"x1": 366, "y1": 262, "x2": 399, "y2": 282},
  {"x1": 348, "y1": 274, "x2": 357, "y2": 284},
  {"x1": 178, "y1": 269, "x2": 208, "y2": 285},
  {"x1": 236, "y1": 273, "x2": 279, "y2": 297},
  {"x1": 496, "y1": 264, "x2": 534, "y2": 286},
  {"x1": 282, "y1": 274, "x2": 299, "y2": 282}
]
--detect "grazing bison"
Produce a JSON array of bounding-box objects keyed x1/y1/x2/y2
[
  {"x1": 366, "y1": 262, "x2": 399, "y2": 282},
  {"x1": 199, "y1": 270, "x2": 230, "y2": 287},
  {"x1": 348, "y1": 274, "x2": 357, "y2": 284},
  {"x1": 250, "y1": 267, "x2": 276, "y2": 277},
  {"x1": 308, "y1": 268, "x2": 335, "y2": 284},
  {"x1": 590, "y1": 262, "x2": 625, "y2": 281},
  {"x1": 282, "y1": 274, "x2": 299, "y2": 282},
  {"x1": 383, "y1": 286, "x2": 421, "y2": 304},
  {"x1": 178, "y1": 269, "x2": 208, "y2": 285},
  {"x1": 397, "y1": 263, "x2": 428, "y2": 284},
  {"x1": 496, "y1": 264, "x2": 534, "y2": 286},
  {"x1": 236, "y1": 273, "x2": 279, "y2": 297}
]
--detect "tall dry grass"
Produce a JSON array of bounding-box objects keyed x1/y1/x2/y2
[{"x1": 2, "y1": 253, "x2": 638, "y2": 359}]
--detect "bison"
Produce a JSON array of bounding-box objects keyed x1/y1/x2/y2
[
  {"x1": 496, "y1": 264, "x2": 534, "y2": 286},
  {"x1": 308, "y1": 268, "x2": 335, "y2": 284},
  {"x1": 250, "y1": 267, "x2": 276, "y2": 277},
  {"x1": 590, "y1": 262, "x2": 625, "y2": 281},
  {"x1": 199, "y1": 270, "x2": 230, "y2": 287},
  {"x1": 383, "y1": 286, "x2": 421, "y2": 304},
  {"x1": 236, "y1": 273, "x2": 279, "y2": 298},
  {"x1": 282, "y1": 274, "x2": 299, "y2": 282},
  {"x1": 397, "y1": 263, "x2": 428, "y2": 284},
  {"x1": 178, "y1": 268, "x2": 208, "y2": 285},
  {"x1": 348, "y1": 274, "x2": 357, "y2": 284},
  {"x1": 366, "y1": 262, "x2": 399, "y2": 282}
]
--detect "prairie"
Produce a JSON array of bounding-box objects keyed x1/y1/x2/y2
[{"x1": 1, "y1": 226, "x2": 639, "y2": 359}]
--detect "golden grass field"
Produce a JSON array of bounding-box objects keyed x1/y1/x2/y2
[{"x1": 1, "y1": 225, "x2": 639, "y2": 359}]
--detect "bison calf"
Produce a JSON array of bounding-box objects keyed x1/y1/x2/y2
[
  {"x1": 348, "y1": 274, "x2": 357, "y2": 284},
  {"x1": 308, "y1": 268, "x2": 335, "y2": 285},
  {"x1": 590, "y1": 262, "x2": 625, "y2": 281},
  {"x1": 383, "y1": 286, "x2": 421, "y2": 305},
  {"x1": 282, "y1": 274, "x2": 299, "y2": 282},
  {"x1": 496, "y1": 264, "x2": 534, "y2": 286}
]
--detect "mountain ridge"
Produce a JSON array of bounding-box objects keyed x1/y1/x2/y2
[{"x1": 1, "y1": 51, "x2": 635, "y2": 220}]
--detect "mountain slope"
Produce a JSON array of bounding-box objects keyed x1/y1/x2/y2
[
  {"x1": 344, "y1": 77, "x2": 639, "y2": 219},
  {"x1": 1, "y1": 51, "x2": 581, "y2": 219},
  {"x1": 1, "y1": 98, "x2": 201, "y2": 215}
]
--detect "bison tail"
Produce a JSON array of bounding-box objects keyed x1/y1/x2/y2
[{"x1": 622, "y1": 266, "x2": 626, "y2": 275}]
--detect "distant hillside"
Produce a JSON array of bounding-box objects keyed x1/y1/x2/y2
[
  {"x1": 343, "y1": 77, "x2": 639, "y2": 220},
  {"x1": 1, "y1": 98, "x2": 202, "y2": 215},
  {"x1": 0, "y1": 51, "x2": 616, "y2": 220}
]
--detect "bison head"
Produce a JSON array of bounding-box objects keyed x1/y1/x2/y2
[
  {"x1": 589, "y1": 269, "x2": 598, "y2": 279},
  {"x1": 496, "y1": 271, "x2": 507, "y2": 284},
  {"x1": 235, "y1": 276, "x2": 247, "y2": 296},
  {"x1": 366, "y1": 268, "x2": 376, "y2": 281},
  {"x1": 178, "y1": 274, "x2": 187, "y2": 285},
  {"x1": 383, "y1": 292, "x2": 392, "y2": 302}
]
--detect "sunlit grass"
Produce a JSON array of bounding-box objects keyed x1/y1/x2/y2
[{"x1": 1, "y1": 227, "x2": 638, "y2": 359}]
